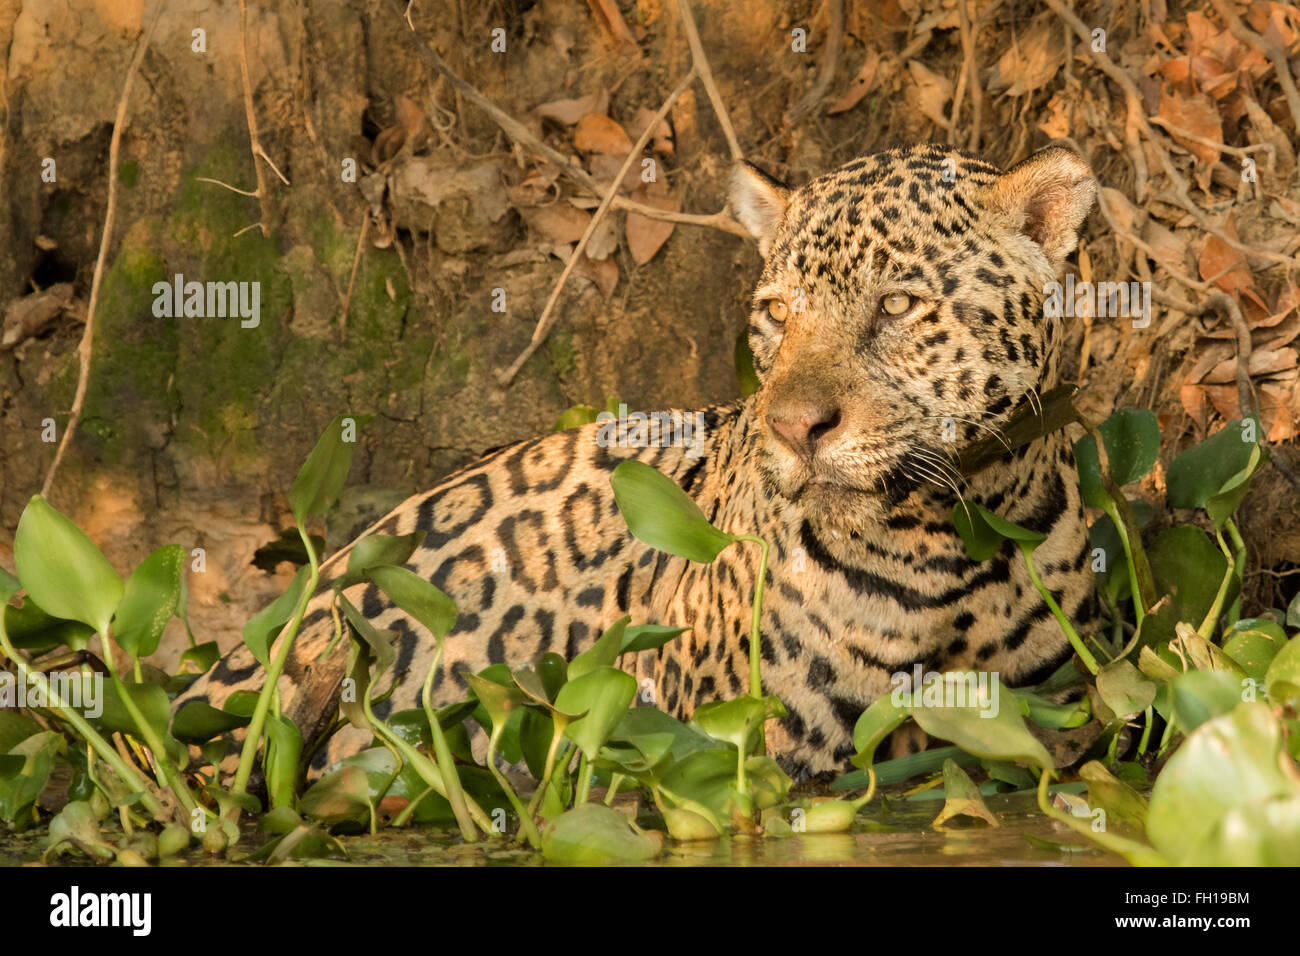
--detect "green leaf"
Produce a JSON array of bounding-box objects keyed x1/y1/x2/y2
[
  {"x1": 333, "y1": 532, "x2": 427, "y2": 591},
  {"x1": 1223, "y1": 626, "x2": 1285, "y2": 683},
  {"x1": 952, "y1": 502, "x2": 1043, "y2": 562},
  {"x1": 1147, "y1": 525, "x2": 1235, "y2": 632},
  {"x1": 340, "y1": 594, "x2": 398, "y2": 681},
  {"x1": 1166, "y1": 418, "x2": 1261, "y2": 512},
  {"x1": 0, "y1": 566, "x2": 20, "y2": 604},
  {"x1": 463, "y1": 672, "x2": 525, "y2": 732},
  {"x1": 0, "y1": 731, "x2": 63, "y2": 825},
  {"x1": 608, "y1": 706, "x2": 722, "y2": 763},
  {"x1": 0, "y1": 711, "x2": 43, "y2": 754},
  {"x1": 178, "y1": 640, "x2": 221, "y2": 675},
  {"x1": 553, "y1": 404, "x2": 602, "y2": 431},
  {"x1": 2, "y1": 601, "x2": 94, "y2": 653},
  {"x1": 541, "y1": 804, "x2": 661, "y2": 863},
  {"x1": 850, "y1": 693, "x2": 910, "y2": 768},
  {"x1": 289, "y1": 414, "x2": 374, "y2": 524},
  {"x1": 171, "y1": 700, "x2": 252, "y2": 744},
  {"x1": 555, "y1": 667, "x2": 638, "y2": 759},
  {"x1": 94, "y1": 681, "x2": 186, "y2": 767},
  {"x1": 1147, "y1": 702, "x2": 1300, "y2": 864},
  {"x1": 242, "y1": 565, "x2": 310, "y2": 668},
  {"x1": 1095, "y1": 659, "x2": 1157, "y2": 719},
  {"x1": 610, "y1": 460, "x2": 736, "y2": 563},
  {"x1": 908, "y1": 674, "x2": 1052, "y2": 772},
  {"x1": 113, "y1": 545, "x2": 184, "y2": 659},
  {"x1": 1078, "y1": 760, "x2": 1148, "y2": 828},
  {"x1": 300, "y1": 764, "x2": 372, "y2": 827},
  {"x1": 567, "y1": 615, "x2": 629, "y2": 681},
  {"x1": 1073, "y1": 409, "x2": 1161, "y2": 508},
  {"x1": 1170, "y1": 670, "x2": 1244, "y2": 732},
  {"x1": 1265, "y1": 636, "x2": 1300, "y2": 704},
  {"x1": 932, "y1": 759, "x2": 999, "y2": 828},
  {"x1": 264, "y1": 713, "x2": 303, "y2": 810},
  {"x1": 43, "y1": 799, "x2": 115, "y2": 861},
  {"x1": 1205, "y1": 442, "x2": 1264, "y2": 527},
  {"x1": 14, "y1": 495, "x2": 123, "y2": 636},
  {"x1": 1287, "y1": 591, "x2": 1300, "y2": 630},
  {"x1": 1015, "y1": 690, "x2": 1092, "y2": 729},
  {"x1": 365, "y1": 565, "x2": 457, "y2": 640},
  {"x1": 690, "y1": 695, "x2": 773, "y2": 752},
  {"x1": 620, "y1": 624, "x2": 689, "y2": 654}
]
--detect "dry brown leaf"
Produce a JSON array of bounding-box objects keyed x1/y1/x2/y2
[
  {"x1": 905, "y1": 61, "x2": 953, "y2": 129},
  {"x1": 1037, "y1": 92, "x2": 1072, "y2": 139},
  {"x1": 521, "y1": 204, "x2": 592, "y2": 243},
  {"x1": 1202, "y1": 347, "x2": 1297, "y2": 384},
  {"x1": 586, "y1": 152, "x2": 640, "y2": 193},
  {"x1": 585, "y1": 215, "x2": 620, "y2": 261},
  {"x1": 1259, "y1": 383, "x2": 1298, "y2": 442},
  {"x1": 536, "y1": 91, "x2": 610, "y2": 125},
  {"x1": 573, "y1": 251, "x2": 619, "y2": 299},
  {"x1": 986, "y1": 15, "x2": 1065, "y2": 97},
  {"x1": 1198, "y1": 220, "x2": 1256, "y2": 299},
  {"x1": 827, "y1": 49, "x2": 881, "y2": 115},
  {"x1": 574, "y1": 112, "x2": 634, "y2": 155},
  {"x1": 1140, "y1": 218, "x2": 1189, "y2": 276},
  {"x1": 626, "y1": 107, "x2": 674, "y2": 155},
  {"x1": 1179, "y1": 383, "x2": 1210, "y2": 431},
  {"x1": 1158, "y1": 91, "x2": 1223, "y2": 168},
  {"x1": 625, "y1": 192, "x2": 680, "y2": 265}
]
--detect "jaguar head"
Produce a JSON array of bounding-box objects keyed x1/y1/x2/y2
[{"x1": 728, "y1": 144, "x2": 1096, "y2": 529}]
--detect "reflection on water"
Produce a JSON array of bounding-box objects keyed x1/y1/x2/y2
[{"x1": 5, "y1": 793, "x2": 1124, "y2": 867}]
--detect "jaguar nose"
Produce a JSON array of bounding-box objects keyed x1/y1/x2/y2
[{"x1": 767, "y1": 401, "x2": 842, "y2": 463}]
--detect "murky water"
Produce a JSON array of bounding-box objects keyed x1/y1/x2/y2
[{"x1": 3, "y1": 791, "x2": 1124, "y2": 866}]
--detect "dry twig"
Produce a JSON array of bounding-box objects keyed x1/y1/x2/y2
[
  {"x1": 676, "y1": 0, "x2": 744, "y2": 162},
  {"x1": 42, "y1": 7, "x2": 161, "y2": 499},
  {"x1": 496, "y1": 69, "x2": 699, "y2": 387},
  {"x1": 784, "y1": 0, "x2": 844, "y2": 131}
]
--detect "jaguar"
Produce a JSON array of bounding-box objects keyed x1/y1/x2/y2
[{"x1": 180, "y1": 142, "x2": 1100, "y2": 780}]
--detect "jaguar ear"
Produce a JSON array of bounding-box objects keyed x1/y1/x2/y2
[
  {"x1": 729, "y1": 161, "x2": 790, "y2": 257},
  {"x1": 982, "y1": 146, "x2": 1097, "y2": 271}
]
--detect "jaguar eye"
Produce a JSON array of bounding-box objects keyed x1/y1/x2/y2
[
  {"x1": 881, "y1": 293, "x2": 912, "y2": 316},
  {"x1": 767, "y1": 300, "x2": 789, "y2": 323}
]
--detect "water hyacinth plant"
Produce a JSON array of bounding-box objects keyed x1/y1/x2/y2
[{"x1": 0, "y1": 405, "x2": 1297, "y2": 866}]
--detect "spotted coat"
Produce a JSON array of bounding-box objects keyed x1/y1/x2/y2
[{"x1": 180, "y1": 143, "x2": 1099, "y2": 779}]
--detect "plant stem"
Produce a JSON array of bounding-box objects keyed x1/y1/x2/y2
[
  {"x1": 1103, "y1": 500, "x2": 1145, "y2": 628},
  {"x1": 1196, "y1": 530, "x2": 1237, "y2": 641},
  {"x1": 1035, "y1": 767, "x2": 1165, "y2": 865},
  {"x1": 1224, "y1": 518, "x2": 1247, "y2": 628},
  {"x1": 420, "y1": 638, "x2": 479, "y2": 841},
  {"x1": 1137, "y1": 705, "x2": 1154, "y2": 755},
  {"x1": 736, "y1": 535, "x2": 770, "y2": 698},
  {"x1": 231, "y1": 521, "x2": 320, "y2": 799},
  {"x1": 604, "y1": 772, "x2": 624, "y2": 805},
  {"x1": 575, "y1": 753, "x2": 594, "y2": 806},
  {"x1": 98, "y1": 634, "x2": 200, "y2": 818},
  {"x1": 0, "y1": 623, "x2": 167, "y2": 819},
  {"x1": 485, "y1": 723, "x2": 542, "y2": 849},
  {"x1": 850, "y1": 768, "x2": 878, "y2": 811},
  {"x1": 1020, "y1": 544, "x2": 1099, "y2": 674},
  {"x1": 527, "y1": 721, "x2": 569, "y2": 819}
]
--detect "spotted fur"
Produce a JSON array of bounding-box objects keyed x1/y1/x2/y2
[{"x1": 180, "y1": 144, "x2": 1099, "y2": 779}]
